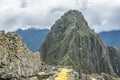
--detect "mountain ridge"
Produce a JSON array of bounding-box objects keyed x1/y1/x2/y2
[
  {"x1": 12, "y1": 28, "x2": 120, "y2": 53},
  {"x1": 13, "y1": 28, "x2": 49, "y2": 52},
  {"x1": 99, "y1": 30, "x2": 120, "y2": 48}
]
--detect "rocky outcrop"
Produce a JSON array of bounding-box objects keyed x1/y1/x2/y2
[
  {"x1": 0, "y1": 31, "x2": 41, "y2": 79},
  {"x1": 36, "y1": 66, "x2": 120, "y2": 80},
  {"x1": 81, "y1": 73, "x2": 120, "y2": 80},
  {"x1": 36, "y1": 65, "x2": 80, "y2": 80},
  {"x1": 40, "y1": 10, "x2": 115, "y2": 75}
]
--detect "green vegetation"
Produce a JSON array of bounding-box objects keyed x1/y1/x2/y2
[
  {"x1": 40, "y1": 10, "x2": 116, "y2": 76},
  {"x1": 108, "y1": 46, "x2": 120, "y2": 77}
]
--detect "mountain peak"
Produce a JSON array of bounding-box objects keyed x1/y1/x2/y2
[
  {"x1": 40, "y1": 10, "x2": 115, "y2": 75},
  {"x1": 52, "y1": 10, "x2": 89, "y2": 34},
  {"x1": 63, "y1": 10, "x2": 82, "y2": 16},
  {"x1": 63, "y1": 10, "x2": 88, "y2": 25}
]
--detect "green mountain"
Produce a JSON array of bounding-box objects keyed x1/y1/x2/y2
[
  {"x1": 40, "y1": 10, "x2": 115, "y2": 75},
  {"x1": 108, "y1": 46, "x2": 120, "y2": 76}
]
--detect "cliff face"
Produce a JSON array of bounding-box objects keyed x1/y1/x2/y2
[
  {"x1": 40, "y1": 10, "x2": 115, "y2": 75},
  {"x1": 0, "y1": 31, "x2": 41, "y2": 79},
  {"x1": 107, "y1": 46, "x2": 120, "y2": 76}
]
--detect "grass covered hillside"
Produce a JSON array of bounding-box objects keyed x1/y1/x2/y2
[{"x1": 40, "y1": 10, "x2": 115, "y2": 75}]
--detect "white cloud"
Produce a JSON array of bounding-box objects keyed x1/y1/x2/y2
[
  {"x1": 0, "y1": 0, "x2": 80, "y2": 31},
  {"x1": 83, "y1": 0, "x2": 120, "y2": 32},
  {"x1": 0, "y1": 0, "x2": 120, "y2": 32}
]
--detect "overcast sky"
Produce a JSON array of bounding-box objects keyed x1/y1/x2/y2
[{"x1": 0, "y1": 0, "x2": 120, "y2": 32}]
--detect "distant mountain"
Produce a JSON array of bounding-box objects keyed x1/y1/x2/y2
[
  {"x1": 14, "y1": 28, "x2": 49, "y2": 52},
  {"x1": 99, "y1": 30, "x2": 120, "y2": 48},
  {"x1": 40, "y1": 10, "x2": 116, "y2": 75}
]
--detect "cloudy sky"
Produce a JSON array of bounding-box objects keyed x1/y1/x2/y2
[{"x1": 0, "y1": 0, "x2": 120, "y2": 32}]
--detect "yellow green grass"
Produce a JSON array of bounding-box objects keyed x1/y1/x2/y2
[{"x1": 55, "y1": 68, "x2": 68, "y2": 80}]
